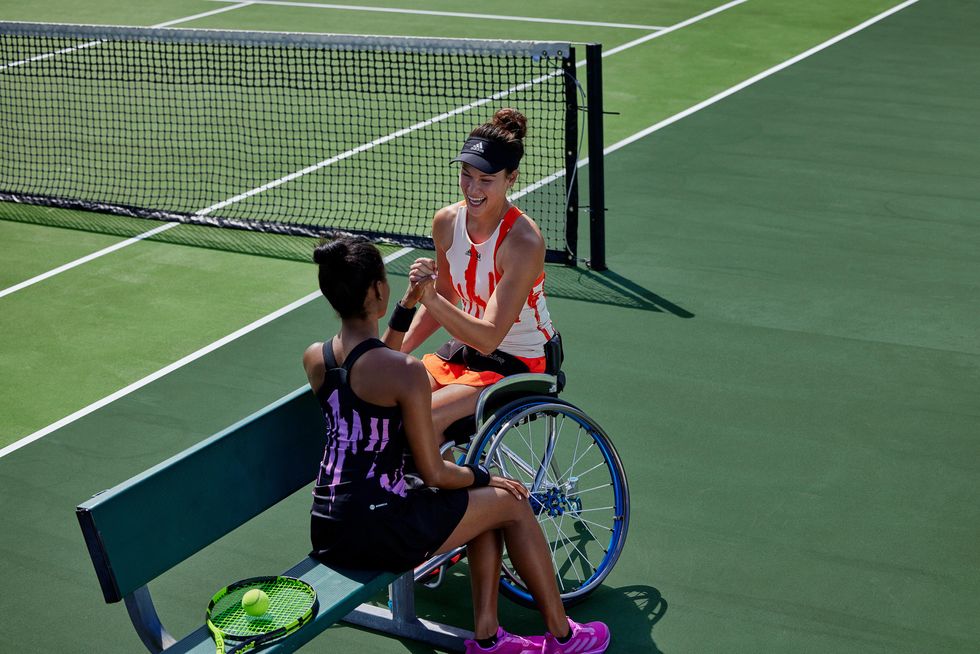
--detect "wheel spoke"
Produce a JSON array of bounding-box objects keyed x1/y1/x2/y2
[
  {"x1": 557, "y1": 440, "x2": 597, "y2": 487},
  {"x1": 549, "y1": 514, "x2": 593, "y2": 583},
  {"x1": 548, "y1": 413, "x2": 567, "y2": 481},
  {"x1": 546, "y1": 517, "x2": 568, "y2": 592},
  {"x1": 550, "y1": 514, "x2": 586, "y2": 585},
  {"x1": 570, "y1": 514, "x2": 615, "y2": 534},
  {"x1": 492, "y1": 443, "x2": 536, "y2": 479},
  {"x1": 575, "y1": 481, "x2": 612, "y2": 495},
  {"x1": 572, "y1": 505, "x2": 616, "y2": 513}
]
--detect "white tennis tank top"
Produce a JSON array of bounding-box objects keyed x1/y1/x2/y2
[{"x1": 444, "y1": 204, "x2": 554, "y2": 358}]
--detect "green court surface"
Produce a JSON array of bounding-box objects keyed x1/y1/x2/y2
[{"x1": 2, "y1": 0, "x2": 979, "y2": 652}]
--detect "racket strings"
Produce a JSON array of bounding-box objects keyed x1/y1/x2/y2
[{"x1": 210, "y1": 579, "x2": 316, "y2": 637}]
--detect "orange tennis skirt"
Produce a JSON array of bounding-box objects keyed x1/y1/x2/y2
[{"x1": 422, "y1": 352, "x2": 547, "y2": 388}]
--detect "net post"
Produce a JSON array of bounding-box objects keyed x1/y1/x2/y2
[
  {"x1": 562, "y1": 48, "x2": 579, "y2": 267},
  {"x1": 585, "y1": 43, "x2": 607, "y2": 271}
]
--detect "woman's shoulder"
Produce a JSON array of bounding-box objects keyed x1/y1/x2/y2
[
  {"x1": 354, "y1": 347, "x2": 429, "y2": 404},
  {"x1": 303, "y1": 341, "x2": 326, "y2": 388},
  {"x1": 493, "y1": 212, "x2": 545, "y2": 279},
  {"x1": 304, "y1": 341, "x2": 325, "y2": 362},
  {"x1": 433, "y1": 202, "x2": 461, "y2": 225},
  {"x1": 362, "y1": 346, "x2": 427, "y2": 382},
  {"x1": 504, "y1": 212, "x2": 546, "y2": 254},
  {"x1": 432, "y1": 203, "x2": 461, "y2": 249}
]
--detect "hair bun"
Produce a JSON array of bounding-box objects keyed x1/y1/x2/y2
[
  {"x1": 313, "y1": 239, "x2": 349, "y2": 266},
  {"x1": 491, "y1": 108, "x2": 527, "y2": 141}
]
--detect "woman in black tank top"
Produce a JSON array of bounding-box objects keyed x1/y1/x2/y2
[{"x1": 305, "y1": 237, "x2": 610, "y2": 654}]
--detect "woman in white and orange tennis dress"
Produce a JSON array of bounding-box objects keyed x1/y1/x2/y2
[{"x1": 389, "y1": 108, "x2": 558, "y2": 440}]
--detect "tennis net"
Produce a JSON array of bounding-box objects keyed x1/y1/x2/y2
[{"x1": 0, "y1": 22, "x2": 595, "y2": 264}]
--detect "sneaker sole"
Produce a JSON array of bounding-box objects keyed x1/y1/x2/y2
[{"x1": 556, "y1": 632, "x2": 611, "y2": 654}]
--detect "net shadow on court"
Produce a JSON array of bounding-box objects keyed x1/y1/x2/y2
[
  {"x1": 544, "y1": 266, "x2": 694, "y2": 316},
  {"x1": 2, "y1": 201, "x2": 327, "y2": 262},
  {"x1": 2, "y1": 200, "x2": 694, "y2": 315}
]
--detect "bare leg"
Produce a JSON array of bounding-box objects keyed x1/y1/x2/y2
[
  {"x1": 430, "y1": 383, "x2": 481, "y2": 442},
  {"x1": 436, "y1": 487, "x2": 568, "y2": 636},
  {"x1": 466, "y1": 529, "x2": 504, "y2": 638}
]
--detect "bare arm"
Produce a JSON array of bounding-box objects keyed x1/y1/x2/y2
[
  {"x1": 398, "y1": 299, "x2": 444, "y2": 353},
  {"x1": 382, "y1": 284, "x2": 427, "y2": 351},
  {"x1": 399, "y1": 206, "x2": 460, "y2": 353}
]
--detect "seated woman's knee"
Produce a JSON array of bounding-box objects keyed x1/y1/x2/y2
[{"x1": 482, "y1": 486, "x2": 534, "y2": 524}]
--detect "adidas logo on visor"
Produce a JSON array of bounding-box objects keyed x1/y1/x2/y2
[{"x1": 469, "y1": 141, "x2": 485, "y2": 153}]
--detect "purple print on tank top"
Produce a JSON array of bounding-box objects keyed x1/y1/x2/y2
[{"x1": 313, "y1": 385, "x2": 409, "y2": 520}]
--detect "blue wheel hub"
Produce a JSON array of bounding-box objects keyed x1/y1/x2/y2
[{"x1": 530, "y1": 486, "x2": 582, "y2": 517}]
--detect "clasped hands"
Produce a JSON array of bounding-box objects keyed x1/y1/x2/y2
[{"x1": 401, "y1": 257, "x2": 438, "y2": 308}]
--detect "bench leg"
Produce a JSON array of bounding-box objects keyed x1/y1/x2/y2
[
  {"x1": 342, "y1": 573, "x2": 472, "y2": 652},
  {"x1": 124, "y1": 586, "x2": 177, "y2": 653}
]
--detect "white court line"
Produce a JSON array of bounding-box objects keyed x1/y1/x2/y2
[
  {"x1": 602, "y1": 0, "x2": 747, "y2": 57},
  {"x1": 0, "y1": 40, "x2": 103, "y2": 71},
  {"x1": 0, "y1": 2, "x2": 253, "y2": 72},
  {"x1": 0, "y1": 0, "x2": 742, "y2": 298},
  {"x1": 515, "y1": 0, "x2": 921, "y2": 198},
  {"x1": 210, "y1": 0, "x2": 665, "y2": 31},
  {"x1": 151, "y1": 2, "x2": 255, "y2": 28},
  {"x1": 0, "y1": 247, "x2": 412, "y2": 460},
  {"x1": 195, "y1": 68, "x2": 561, "y2": 216},
  {"x1": 0, "y1": 223, "x2": 178, "y2": 300},
  {"x1": 0, "y1": 1, "x2": 255, "y2": 298},
  {"x1": 605, "y1": 0, "x2": 921, "y2": 153}
]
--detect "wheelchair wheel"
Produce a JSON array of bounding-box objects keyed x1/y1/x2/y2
[{"x1": 468, "y1": 397, "x2": 630, "y2": 608}]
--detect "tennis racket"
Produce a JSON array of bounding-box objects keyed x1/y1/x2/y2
[{"x1": 206, "y1": 576, "x2": 317, "y2": 654}]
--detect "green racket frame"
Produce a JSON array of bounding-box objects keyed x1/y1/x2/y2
[{"x1": 207, "y1": 576, "x2": 318, "y2": 654}]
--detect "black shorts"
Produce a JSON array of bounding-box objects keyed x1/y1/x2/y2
[{"x1": 310, "y1": 487, "x2": 469, "y2": 573}]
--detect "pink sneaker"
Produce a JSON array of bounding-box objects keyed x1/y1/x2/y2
[
  {"x1": 465, "y1": 626, "x2": 545, "y2": 654},
  {"x1": 543, "y1": 618, "x2": 610, "y2": 654}
]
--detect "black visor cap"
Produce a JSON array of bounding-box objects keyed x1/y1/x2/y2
[{"x1": 451, "y1": 137, "x2": 520, "y2": 174}]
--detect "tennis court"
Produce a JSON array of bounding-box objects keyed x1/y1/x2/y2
[{"x1": 1, "y1": 0, "x2": 978, "y2": 651}]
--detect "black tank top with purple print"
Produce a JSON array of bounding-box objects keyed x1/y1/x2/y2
[{"x1": 310, "y1": 338, "x2": 416, "y2": 521}]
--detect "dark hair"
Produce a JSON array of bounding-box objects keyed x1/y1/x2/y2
[
  {"x1": 313, "y1": 236, "x2": 386, "y2": 319},
  {"x1": 469, "y1": 108, "x2": 527, "y2": 173}
]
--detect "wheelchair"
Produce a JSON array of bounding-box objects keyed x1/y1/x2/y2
[{"x1": 414, "y1": 334, "x2": 631, "y2": 608}]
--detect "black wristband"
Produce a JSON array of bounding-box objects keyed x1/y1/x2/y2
[
  {"x1": 465, "y1": 463, "x2": 491, "y2": 488},
  {"x1": 388, "y1": 302, "x2": 417, "y2": 332}
]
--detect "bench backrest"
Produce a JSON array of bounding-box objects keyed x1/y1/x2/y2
[{"x1": 76, "y1": 386, "x2": 323, "y2": 603}]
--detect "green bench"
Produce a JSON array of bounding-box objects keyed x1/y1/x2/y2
[{"x1": 76, "y1": 386, "x2": 472, "y2": 653}]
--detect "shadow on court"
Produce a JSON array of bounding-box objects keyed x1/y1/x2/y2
[
  {"x1": 0, "y1": 202, "x2": 324, "y2": 262},
  {"x1": 545, "y1": 267, "x2": 694, "y2": 317},
  {"x1": 595, "y1": 584, "x2": 668, "y2": 653}
]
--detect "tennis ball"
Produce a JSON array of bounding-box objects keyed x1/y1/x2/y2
[{"x1": 241, "y1": 588, "x2": 270, "y2": 616}]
